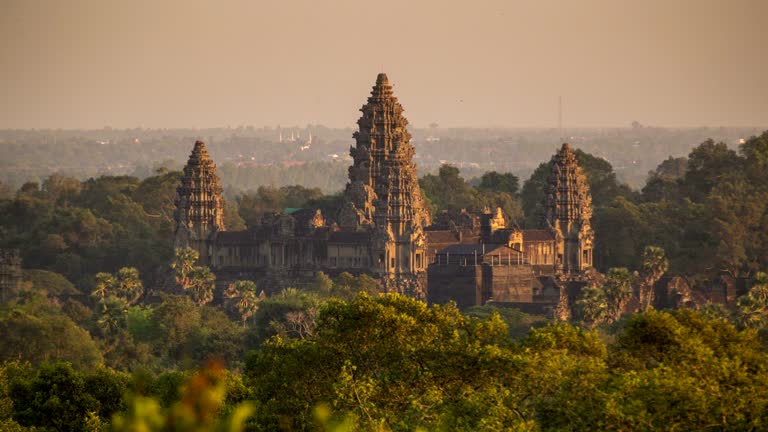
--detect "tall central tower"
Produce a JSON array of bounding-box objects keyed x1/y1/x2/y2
[
  {"x1": 339, "y1": 73, "x2": 430, "y2": 280},
  {"x1": 174, "y1": 140, "x2": 225, "y2": 265},
  {"x1": 545, "y1": 143, "x2": 594, "y2": 276}
]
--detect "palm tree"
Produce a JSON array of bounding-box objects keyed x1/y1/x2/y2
[
  {"x1": 92, "y1": 272, "x2": 115, "y2": 299},
  {"x1": 639, "y1": 246, "x2": 669, "y2": 311},
  {"x1": 115, "y1": 267, "x2": 144, "y2": 304},
  {"x1": 225, "y1": 280, "x2": 260, "y2": 326},
  {"x1": 188, "y1": 266, "x2": 216, "y2": 306},
  {"x1": 578, "y1": 268, "x2": 634, "y2": 327},
  {"x1": 603, "y1": 268, "x2": 634, "y2": 323},
  {"x1": 171, "y1": 247, "x2": 199, "y2": 290},
  {"x1": 737, "y1": 272, "x2": 768, "y2": 329},
  {"x1": 575, "y1": 285, "x2": 609, "y2": 327},
  {"x1": 96, "y1": 296, "x2": 128, "y2": 338}
]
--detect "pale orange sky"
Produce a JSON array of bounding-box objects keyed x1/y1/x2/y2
[{"x1": 1, "y1": 0, "x2": 766, "y2": 129}]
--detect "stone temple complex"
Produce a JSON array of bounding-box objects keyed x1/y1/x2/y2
[{"x1": 173, "y1": 73, "x2": 597, "y2": 314}]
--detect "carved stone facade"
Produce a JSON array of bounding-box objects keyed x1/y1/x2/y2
[
  {"x1": 169, "y1": 75, "x2": 599, "y2": 310},
  {"x1": 174, "y1": 140, "x2": 225, "y2": 266},
  {"x1": 173, "y1": 74, "x2": 431, "y2": 298},
  {"x1": 341, "y1": 73, "x2": 431, "y2": 282},
  {"x1": 426, "y1": 144, "x2": 597, "y2": 317},
  {"x1": 545, "y1": 143, "x2": 594, "y2": 276},
  {"x1": 0, "y1": 249, "x2": 22, "y2": 303}
]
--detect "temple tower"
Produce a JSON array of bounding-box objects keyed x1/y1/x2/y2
[
  {"x1": 544, "y1": 143, "x2": 594, "y2": 276},
  {"x1": 174, "y1": 140, "x2": 225, "y2": 265},
  {"x1": 339, "y1": 73, "x2": 431, "y2": 280},
  {"x1": 0, "y1": 249, "x2": 21, "y2": 303}
]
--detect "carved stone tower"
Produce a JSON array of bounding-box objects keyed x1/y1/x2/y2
[
  {"x1": 0, "y1": 249, "x2": 22, "y2": 303},
  {"x1": 339, "y1": 73, "x2": 431, "y2": 282},
  {"x1": 544, "y1": 143, "x2": 594, "y2": 276},
  {"x1": 174, "y1": 140, "x2": 225, "y2": 265}
]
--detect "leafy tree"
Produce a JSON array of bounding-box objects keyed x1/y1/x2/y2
[
  {"x1": 22, "y1": 269, "x2": 79, "y2": 295},
  {"x1": 9, "y1": 362, "x2": 129, "y2": 432},
  {"x1": 132, "y1": 170, "x2": 182, "y2": 234},
  {"x1": 309, "y1": 271, "x2": 333, "y2": 295},
  {"x1": 223, "y1": 198, "x2": 246, "y2": 231},
  {"x1": 683, "y1": 139, "x2": 741, "y2": 201},
  {"x1": 252, "y1": 288, "x2": 323, "y2": 343},
  {"x1": 151, "y1": 295, "x2": 202, "y2": 364},
  {"x1": 641, "y1": 156, "x2": 687, "y2": 202},
  {"x1": 575, "y1": 284, "x2": 609, "y2": 327},
  {"x1": 0, "y1": 295, "x2": 103, "y2": 369},
  {"x1": 245, "y1": 294, "x2": 516, "y2": 430},
  {"x1": 112, "y1": 362, "x2": 254, "y2": 432},
  {"x1": 477, "y1": 171, "x2": 520, "y2": 194},
  {"x1": 331, "y1": 272, "x2": 380, "y2": 300},
  {"x1": 188, "y1": 307, "x2": 245, "y2": 366},
  {"x1": 419, "y1": 164, "x2": 476, "y2": 211},
  {"x1": 604, "y1": 310, "x2": 768, "y2": 430},
  {"x1": 41, "y1": 174, "x2": 82, "y2": 206},
  {"x1": 236, "y1": 185, "x2": 324, "y2": 227}
]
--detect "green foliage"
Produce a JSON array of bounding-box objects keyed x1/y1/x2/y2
[
  {"x1": 22, "y1": 269, "x2": 79, "y2": 295},
  {"x1": 420, "y1": 164, "x2": 524, "y2": 224},
  {"x1": 171, "y1": 247, "x2": 199, "y2": 290},
  {"x1": 92, "y1": 267, "x2": 144, "y2": 304},
  {"x1": 188, "y1": 307, "x2": 245, "y2": 366},
  {"x1": 172, "y1": 247, "x2": 216, "y2": 306},
  {"x1": 224, "y1": 280, "x2": 262, "y2": 326},
  {"x1": 151, "y1": 295, "x2": 202, "y2": 363},
  {"x1": 576, "y1": 268, "x2": 634, "y2": 327},
  {"x1": 8, "y1": 362, "x2": 129, "y2": 431},
  {"x1": 477, "y1": 171, "x2": 520, "y2": 194},
  {"x1": 521, "y1": 149, "x2": 633, "y2": 228},
  {"x1": 0, "y1": 295, "x2": 103, "y2": 369},
  {"x1": 736, "y1": 272, "x2": 768, "y2": 329},
  {"x1": 0, "y1": 172, "x2": 174, "y2": 288},
  {"x1": 595, "y1": 135, "x2": 768, "y2": 277},
  {"x1": 252, "y1": 288, "x2": 323, "y2": 342},
  {"x1": 187, "y1": 266, "x2": 216, "y2": 306},
  {"x1": 464, "y1": 305, "x2": 549, "y2": 339},
  {"x1": 237, "y1": 185, "x2": 325, "y2": 227},
  {"x1": 112, "y1": 362, "x2": 254, "y2": 432},
  {"x1": 638, "y1": 246, "x2": 669, "y2": 310},
  {"x1": 127, "y1": 305, "x2": 157, "y2": 342},
  {"x1": 420, "y1": 165, "x2": 478, "y2": 211},
  {"x1": 245, "y1": 294, "x2": 516, "y2": 430}
]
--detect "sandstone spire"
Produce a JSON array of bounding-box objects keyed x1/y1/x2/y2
[
  {"x1": 545, "y1": 143, "x2": 594, "y2": 275},
  {"x1": 174, "y1": 140, "x2": 225, "y2": 263},
  {"x1": 341, "y1": 73, "x2": 430, "y2": 229},
  {"x1": 339, "y1": 73, "x2": 430, "y2": 278}
]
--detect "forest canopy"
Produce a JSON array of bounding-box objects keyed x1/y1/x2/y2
[{"x1": 0, "y1": 131, "x2": 767, "y2": 430}]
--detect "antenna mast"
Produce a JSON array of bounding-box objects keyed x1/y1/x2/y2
[{"x1": 558, "y1": 96, "x2": 563, "y2": 143}]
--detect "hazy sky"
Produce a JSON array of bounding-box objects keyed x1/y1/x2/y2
[{"x1": 1, "y1": 0, "x2": 766, "y2": 129}]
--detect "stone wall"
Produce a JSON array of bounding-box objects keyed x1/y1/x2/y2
[
  {"x1": 481, "y1": 265, "x2": 536, "y2": 303},
  {"x1": 427, "y1": 264, "x2": 481, "y2": 309},
  {"x1": 0, "y1": 249, "x2": 22, "y2": 303}
]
